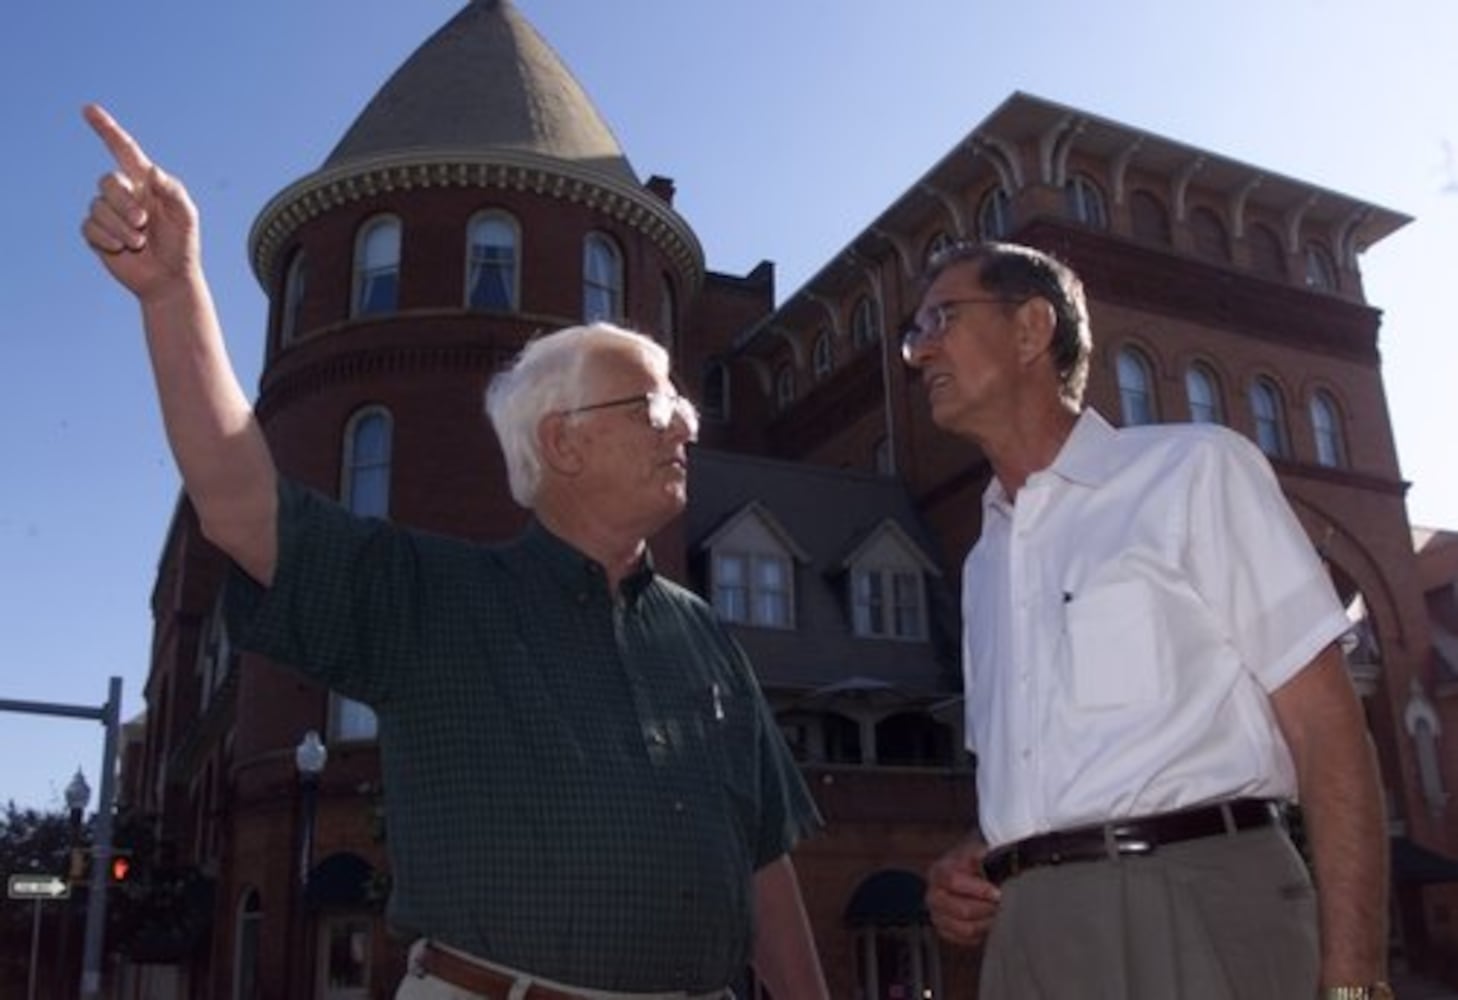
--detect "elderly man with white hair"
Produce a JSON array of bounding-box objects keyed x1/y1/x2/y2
[{"x1": 81, "y1": 103, "x2": 827, "y2": 1000}]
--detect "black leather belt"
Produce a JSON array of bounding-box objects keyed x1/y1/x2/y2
[{"x1": 982, "y1": 798, "x2": 1287, "y2": 885}]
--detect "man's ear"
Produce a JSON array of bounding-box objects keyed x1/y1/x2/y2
[
  {"x1": 1014, "y1": 296, "x2": 1057, "y2": 365},
  {"x1": 537, "y1": 413, "x2": 586, "y2": 477}
]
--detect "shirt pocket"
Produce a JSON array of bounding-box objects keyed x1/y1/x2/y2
[{"x1": 1064, "y1": 579, "x2": 1164, "y2": 709}]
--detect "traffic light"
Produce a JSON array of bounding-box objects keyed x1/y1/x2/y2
[{"x1": 110, "y1": 854, "x2": 133, "y2": 883}]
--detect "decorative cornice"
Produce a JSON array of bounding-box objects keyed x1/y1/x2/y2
[{"x1": 249, "y1": 149, "x2": 704, "y2": 294}]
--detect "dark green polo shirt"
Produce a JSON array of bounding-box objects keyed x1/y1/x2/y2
[{"x1": 227, "y1": 480, "x2": 819, "y2": 992}]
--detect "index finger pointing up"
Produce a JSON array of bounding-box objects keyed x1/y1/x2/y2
[{"x1": 83, "y1": 103, "x2": 154, "y2": 181}]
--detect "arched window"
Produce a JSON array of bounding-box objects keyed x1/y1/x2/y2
[
  {"x1": 335, "y1": 408, "x2": 389, "y2": 743},
  {"x1": 1248, "y1": 224, "x2": 1287, "y2": 279},
  {"x1": 851, "y1": 296, "x2": 880, "y2": 349},
  {"x1": 1129, "y1": 190, "x2": 1171, "y2": 245},
  {"x1": 280, "y1": 249, "x2": 307, "y2": 346},
  {"x1": 1116, "y1": 347, "x2": 1156, "y2": 426},
  {"x1": 583, "y1": 233, "x2": 623, "y2": 321},
  {"x1": 352, "y1": 216, "x2": 400, "y2": 317},
  {"x1": 774, "y1": 364, "x2": 795, "y2": 412},
  {"x1": 1189, "y1": 207, "x2": 1231, "y2": 262},
  {"x1": 812, "y1": 330, "x2": 834, "y2": 380},
  {"x1": 702, "y1": 362, "x2": 729, "y2": 422},
  {"x1": 1249, "y1": 378, "x2": 1290, "y2": 458},
  {"x1": 1310, "y1": 390, "x2": 1346, "y2": 468},
  {"x1": 658, "y1": 274, "x2": 677, "y2": 353},
  {"x1": 846, "y1": 871, "x2": 943, "y2": 1000},
  {"x1": 977, "y1": 186, "x2": 1012, "y2": 241},
  {"x1": 342, "y1": 408, "x2": 392, "y2": 519},
  {"x1": 1304, "y1": 242, "x2": 1339, "y2": 291},
  {"x1": 1064, "y1": 173, "x2": 1108, "y2": 229},
  {"x1": 1185, "y1": 363, "x2": 1223, "y2": 424},
  {"x1": 232, "y1": 889, "x2": 262, "y2": 1000},
  {"x1": 465, "y1": 211, "x2": 518, "y2": 311},
  {"x1": 924, "y1": 230, "x2": 956, "y2": 265}
]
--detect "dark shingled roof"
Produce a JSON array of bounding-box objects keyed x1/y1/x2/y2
[{"x1": 324, "y1": 0, "x2": 637, "y2": 184}]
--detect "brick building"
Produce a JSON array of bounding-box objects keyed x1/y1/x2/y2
[{"x1": 111, "y1": 1, "x2": 1458, "y2": 997}]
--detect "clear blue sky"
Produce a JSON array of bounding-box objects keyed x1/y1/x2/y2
[{"x1": 2, "y1": 0, "x2": 1454, "y2": 813}]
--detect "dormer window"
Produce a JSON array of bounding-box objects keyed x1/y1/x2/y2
[
  {"x1": 842, "y1": 520, "x2": 939, "y2": 642},
  {"x1": 701, "y1": 501, "x2": 807, "y2": 630},
  {"x1": 852, "y1": 568, "x2": 924, "y2": 640}
]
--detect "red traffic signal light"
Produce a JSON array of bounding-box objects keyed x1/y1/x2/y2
[{"x1": 110, "y1": 855, "x2": 132, "y2": 883}]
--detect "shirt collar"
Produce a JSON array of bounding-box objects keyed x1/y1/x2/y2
[
  {"x1": 982, "y1": 407, "x2": 1121, "y2": 515},
  {"x1": 522, "y1": 519, "x2": 657, "y2": 603}
]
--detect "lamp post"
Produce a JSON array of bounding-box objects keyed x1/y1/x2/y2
[
  {"x1": 58, "y1": 769, "x2": 91, "y2": 997},
  {"x1": 293, "y1": 731, "x2": 327, "y2": 998}
]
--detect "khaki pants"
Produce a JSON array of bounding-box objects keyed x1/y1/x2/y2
[{"x1": 979, "y1": 826, "x2": 1319, "y2": 999}]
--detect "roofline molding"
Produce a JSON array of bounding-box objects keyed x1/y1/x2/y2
[{"x1": 249, "y1": 149, "x2": 704, "y2": 294}]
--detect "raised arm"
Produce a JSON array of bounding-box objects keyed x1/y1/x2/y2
[{"x1": 81, "y1": 104, "x2": 278, "y2": 584}]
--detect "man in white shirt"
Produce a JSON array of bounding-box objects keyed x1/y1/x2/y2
[{"x1": 907, "y1": 241, "x2": 1389, "y2": 998}]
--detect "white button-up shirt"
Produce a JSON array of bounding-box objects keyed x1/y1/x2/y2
[{"x1": 964, "y1": 409, "x2": 1349, "y2": 848}]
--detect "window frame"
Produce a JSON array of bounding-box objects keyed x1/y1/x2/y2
[
  {"x1": 1310, "y1": 390, "x2": 1346, "y2": 468},
  {"x1": 351, "y1": 216, "x2": 401, "y2": 318},
  {"x1": 712, "y1": 550, "x2": 795, "y2": 629},
  {"x1": 1250, "y1": 377, "x2": 1290, "y2": 458},
  {"x1": 583, "y1": 232, "x2": 624, "y2": 322},
  {"x1": 464, "y1": 210, "x2": 520, "y2": 312},
  {"x1": 850, "y1": 566, "x2": 926, "y2": 641},
  {"x1": 1116, "y1": 346, "x2": 1157, "y2": 426}
]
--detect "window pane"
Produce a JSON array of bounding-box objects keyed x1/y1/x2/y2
[
  {"x1": 355, "y1": 220, "x2": 400, "y2": 316},
  {"x1": 892, "y1": 571, "x2": 922, "y2": 639},
  {"x1": 346, "y1": 412, "x2": 391, "y2": 518},
  {"x1": 468, "y1": 216, "x2": 517, "y2": 311},
  {"x1": 853, "y1": 570, "x2": 885, "y2": 636},
  {"x1": 333, "y1": 695, "x2": 378, "y2": 742},
  {"x1": 282, "y1": 251, "x2": 307, "y2": 345},
  {"x1": 713, "y1": 554, "x2": 748, "y2": 622},
  {"x1": 1311, "y1": 393, "x2": 1344, "y2": 467},
  {"x1": 752, "y1": 555, "x2": 790, "y2": 627},
  {"x1": 1185, "y1": 366, "x2": 1221, "y2": 424},
  {"x1": 1250, "y1": 381, "x2": 1288, "y2": 458},
  {"x1": 978, "y1": 187, "x2": 1010, "y2": 240},
  {"x1": 1116, "y1": 349, "x2": 1155, "y2": 426},
  {"x1": 584, "y1": 234, "x2": 622, "y2": 321}
]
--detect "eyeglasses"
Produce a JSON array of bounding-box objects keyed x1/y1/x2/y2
[
  {"x1": 564, "y1": 390, "x2": 700, "y2": 438},
  {"x1": 900, "y1": 296, "x2": 1025, "y2": 364}
]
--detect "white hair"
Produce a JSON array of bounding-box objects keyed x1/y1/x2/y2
[{"x1": 485, "y1": 322, "x2": 669, "y2": 507}]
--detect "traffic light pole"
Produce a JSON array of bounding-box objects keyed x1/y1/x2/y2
[{"x1": 0, "y1": 677, "x2": 122, "y2": 1000}]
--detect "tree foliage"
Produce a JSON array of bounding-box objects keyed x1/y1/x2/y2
[{"x1": 0, "y1": 801, "x2": 86, "y2": 991}]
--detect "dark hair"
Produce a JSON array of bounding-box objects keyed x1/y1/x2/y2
[{"x1": 921, "y1": 240, "x2": 1092, "y2": 405}]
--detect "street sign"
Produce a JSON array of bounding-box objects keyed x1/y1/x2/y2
[{"x1": 7, "y1": 874, "x2": 70, "y2": 900}]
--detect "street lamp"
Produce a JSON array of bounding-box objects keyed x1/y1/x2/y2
[
  {"x1": 295, "y1": 731, "x2": 327, "y2": 889},
  {"x1": 65, "y1": 769, "x2": 91, "y2": 823},
  {"x1": 293, "y1": 730, "x2": 327, "y2": 999},
  {"x1": 57, "y1": 769, "x2": 91, "y2": 996}
]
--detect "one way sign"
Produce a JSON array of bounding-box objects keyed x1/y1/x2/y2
[{"x1": 7, "y1": 874, "x2": 70, "y2": 900}]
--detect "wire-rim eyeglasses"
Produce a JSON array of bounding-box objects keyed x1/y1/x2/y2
[
  {"x1": 900, "y1": 296, "x2": 1025, "y2": 364},
  {"x1": 563, "y1": 390, "x2": 700, "y2": 438}
]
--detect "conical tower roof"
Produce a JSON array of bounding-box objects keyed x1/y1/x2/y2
[{"x1": 324, "y1": 0, "x2": 636, "y2": 184}]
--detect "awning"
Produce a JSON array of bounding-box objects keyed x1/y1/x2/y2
[
  {"x1": 844, "y1": 869, "x2": 928, "y2": 927},
  {"x1": 1392, "y1": 836, "x2": 1458, "y2": 885}
]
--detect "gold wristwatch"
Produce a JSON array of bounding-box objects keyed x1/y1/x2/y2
[{"x1": 1322, "y1": 985, "x2": 1394, "y2": 999}]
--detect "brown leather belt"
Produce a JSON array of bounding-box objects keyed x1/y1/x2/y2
[
  {"x1": 417, "y1": 943, "x2": 584, "y2": 1000},
  {"x1": 982, "y1": 797, "x2": 1287, "y2": 885}
]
